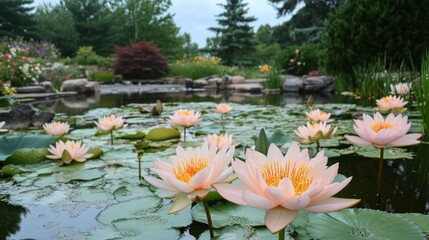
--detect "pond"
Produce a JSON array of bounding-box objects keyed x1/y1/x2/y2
[{"x1": 0, "y1": 89, "x2": 428, "y2": 239}]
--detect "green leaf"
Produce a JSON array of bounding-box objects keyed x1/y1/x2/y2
[
  {"x1": 399, "y1": 213, "x2": 429, "y2": 233},
  {"x1": 0, "y1": 134, "x2": 55, "y2": 161},
  {"x1": 192, "y1": 202, "x2": 266, "y2": 228},
  {"x1": 56, "y1": 169, "x2": 105, "y2": 183},
  {"x1": 4, "y1": 148, "x2": 49, "y2": 165},
  {"x1": 61, "y1": 149, "x2": 73, "y2": 164},
  {"x1": 87, "y1": 148, "x2": 103, "y2": 159},
  {"x1": 255, "y1": 128, "x2": 269, "y2": 155},
  {"x1": 145, "y1": 127, "x2": 181, "y2": 141},
  {"x1": 306, "y1": 209, "x2": 425, "y2": 240},
  {"x1": 1, "y1": 164, "x2": 22, "y2": 176},
  {"x1": 357, "y1": 147, "x2": 414, "y2": 159},
  {"x1": 268, "y1": 131, "x2": 293, "y2": 147},
  {"x1": 116, "y1": 131, "x2": 146, "y2": 140}
]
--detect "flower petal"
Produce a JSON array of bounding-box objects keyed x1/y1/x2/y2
[
  {"x1": 389, "y1": 133, "x2": 421, "y2": 147},
  {"x1": 265, "y1": 207, "x2": 298, "y2": 233},
  {"x1": 168, "y1": 193, "x2": 192, "y2": 214},
  {"x1": 213, "y1": 183, "x2": 248, "y2": 205},
  {"x1": 144, "y1": 176, "x2": 177, "y2": 192},
  {"x1": 242, "y1": 191, "x2": 277, "y2": 209},
  {"x1": 344, "y1": 135, "x2": 372, "y2": 146},
  {"x1": 305, "y1": 197, "x2": 360, "y2": 213}
]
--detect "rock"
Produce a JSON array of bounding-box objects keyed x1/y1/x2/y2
[
  {"x1": 40, "y1": 81, "x2": 55, "y2": 93},
  {"x1": 0, "y1": 104, "x2": 54, "y2": 130},
  {"x1": 283, "y1": 75, "x2": 304, "y2": 92},
  {"x1": 60, "y1": 78, "x2": 99, "y2": 93},
  {"x1": 174, "y1": 76, "x2": 190, "y2": 85},
  {"x1": 228, "y1": 83, "x2": 263, "y2": 92},
  {"x1": 303, "y1": 76, "x2": 335, "y2": 93},
  {"x1": 231, "y1": 75, "x2": 245, "y2": 84},
  {"x1": 193, "y1": 79, "x2": 209, "y2": 88},
  {"x1": 32, "y1": 111, "x2": 55, "y2": 127},
  {"x1": 85, "y1": 81, "x2": 100, "y2": 93},
  {"x1": 15, "y1": 86, "x2": 46, "y2": 94},
  {"x1": 207, "y1": 77, "x2": 223, "y2": 85},
  {"x1": 61, "y1": 78, "x2": 89, "y2": 92}
]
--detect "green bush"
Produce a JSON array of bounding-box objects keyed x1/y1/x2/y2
[
  {"x1": 89, "y1": 71, "x2": 116, "y2": 83},
  {"x1": 274, "y1": 44, "x2": 322, "y2": 76},
  {"x1": 73, "y1": 46, "x2": 114, "y2": 67},
  {"x1": 169, "y1": 55, "x2": 234, "y2": 80},
  {"x1": 325, "y1": 0, "x2": 429, "y2": 75}
]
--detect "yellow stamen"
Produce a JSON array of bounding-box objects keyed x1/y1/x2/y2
[
  {"x1": 371, "y1": 121, "x2": 392, "y2": 133},
  {"x1": 178, "y1": 110, "x2": 191, "y2": 117},
  {"x1": 261, "y1": 160, "x2": 313, "y2": 195},
  {"x1": 382, "y1": 97, "x2": 393, "y2": 103},
  {"x1": 52, "y1": 122, "x2": 60, "y2": 127},
  {"x1": 174, "y1": 157, "x2": 208, "y2": 183}
]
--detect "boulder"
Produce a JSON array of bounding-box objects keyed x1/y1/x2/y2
[
  {"x1": 0, "y1": 104, "x2": 54, "y2": 130},
  {"x1": 283, "y1": 75, "x2": 304, "y2": 92},
  {"x1": 231, "y1": 75, "x2": 245, "y2": 84},
  {"x1": 15, "y1": 86, "x2": 46, "y2": 94},
  {"x1": 228, "y1": 83, "x2": 263, "y2": 92},
  {"x1": 40, "y1": 81, "x2": 55, "y2": 93},
  {"x1": 193, "y1": 79, "x2": 209, "y2": 88},
  {"x1": 303, "y1": 76, "x2": 335, "y2": 93},
  {"x1": 61, "y1": 78, "x2": 89, "y2": 92},
  {"x1": 207, "y1": 77, "x2": 223, "y2": 85},
  {"x1": 60, "y1": 78, "x2": 100, "y2": 93}
]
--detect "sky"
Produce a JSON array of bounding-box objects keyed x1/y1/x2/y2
[{"x1": 33, "y1": 0, "x2": 294, "y2": 47}]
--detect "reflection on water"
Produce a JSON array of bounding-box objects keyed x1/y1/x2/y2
[
  {"x1": 31, "y1": 90, "x2": 345, "y2": 116},
  {"x1": 0, "y1": 198, "x2": 27, "y2": 239},
  {"x1": 333, "y1": 145, "x2": 429, "y2": 214}
]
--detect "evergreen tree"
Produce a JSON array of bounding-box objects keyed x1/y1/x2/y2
[
  {"x1": 34, "y1": 4, "x2": 78, "y2": 57},
  {"x1": 62, "y1": 0, "x2": 114, "y2": 56},
  {"x1": 325, "y1": 0, "x2": 429, "y2": 75},
  {"x1": 110, "y1": 0, "x2": 189, "y2": 59},
  {"x1": 208, "y1": 0, "x2": 256, "y2": 66},
  {"x1": 0, "y1": 0, "x2": 36, "y2": 39}
]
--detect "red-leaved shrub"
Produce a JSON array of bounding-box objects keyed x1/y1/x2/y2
[{"x1": 114, "y1": 41, "x2": 168, "y2": 80}]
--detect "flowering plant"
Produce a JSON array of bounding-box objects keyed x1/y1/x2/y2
[
  {"x1": 0, "y1": 47, "x2": 41, "y2": 87},
  {"x1": 287, "y1": 48, "x2": 307, "y2": 76}
]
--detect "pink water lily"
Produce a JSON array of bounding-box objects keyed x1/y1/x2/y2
[
  {"x1": 168, "y1": 109, "x2": 201, "y2": 128},
  {"x1": 294, "y1": 122, "x2": 337, "y2": 144},
  {"x1": 95, "y1": 115, "x2": 125, "y2": 132},
  {"x1": 214, "y1": 144, "x2": 359, "y2": 233},
  {"x1": 376, "y1": 95, "x2": 407, "y2": 113},
  {"x1": 305, "y1": 109, "x2": 334, "y2": 123},
  {"x1": 390, "y1": 83, "x2": 411, "y2": 96},
  {"x1": 203, "y1": 134, "x2": 236, "y2": 150},
  {"x1": 214, "y1": 103, "x2": 232, "y2": 115},
  {"x1": 43, "y1": 122, "x2": 70, "y2": 136},
  {"x1": 345, "y1": 112, "x2": 421, "y2": 148},
  {"x1": 145, "y1": 143, "x2": 235, "y2": 214},
  {"x1": 47, "y1": 140, "x2": 93, "y2": 164}
]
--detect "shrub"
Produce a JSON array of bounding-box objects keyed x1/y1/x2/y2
[
  {"x1": 0, "y1": 48, "x2": 42, "y2": 87},
  {"x1": 88, "y1": 71, "x2": 115, "y2": 83},
  {"x1": 325, "y1": 0, "x2": 429, "y2": 75},
  {"x1": 274, "y1": 44, "x2": 321, "y2": 76},
  {"x1": 43, "y1": 64, "x2": 82, "y2": 91},
  {"x1": 169, "y1": 55, "x2": 233, "y2": 80},
  {"x1": 1, "y1": 37, "x2": 60, "y2": 59},
  {"x1": 114, "y1": 41, "x2": 168, "y2": 80}
]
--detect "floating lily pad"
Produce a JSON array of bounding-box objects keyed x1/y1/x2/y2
[
  {"x1": 56, "y1": 169, "x2": 105, "y2": 183},
  {"x1": 1, "y1": 164, "x2": 22, "y2": 176},
  {"x1": 398, "y1": 213, "x2": 429, "y2": 233},
  {"x1": 0, "y1": 134, "x2": 54, "y2": 161},
  {"x1": 192, "y1": 202, "x2": 265, "y2": 228},
  {"x1": 306, "y1": 209, "x2": 425, "y2": 240},
  {"x1": 357, "y1": 147, "x2": 414, "y2": 159},
  {"x1": 87, "y1": 148, "x2": 103, "y2": 159},
  {"x1": 5, "y1": 148, "x2": 49, "y2": 165},
  {"x1": 116, "y1": 131, "x2": 146, "y2": 140},
  {"x1": 145, "y1": 127, "x2": 181, "y2": 141}
]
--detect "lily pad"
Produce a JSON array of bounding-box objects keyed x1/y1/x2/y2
[
  {"x1": 87, "y1": 148, "x2": 104, "y2": 159},
  {"x1": 192, "y1": 202, "x2": 266, "y2": 228},
  {"x1": 4, "y1": 148, "x2": 49, "y2": 165},
  {"x1": 0, "y1": 134, "x2": 54, "y2": 161},
  {"x1": 1, "y1": 164, "x2": 22, "y2": 176},
  {"x1": 116, "y1": 131, "x2": 146, "y2": 140},
  {"x1": 357, "y1": 147, "x2": 414, "y2": 159},
  {"x1": 145, "y1": 127, "x2": 181, "y2": 141},
  {"x1": 306, "y1": 209, "x2": 425, "y2": 240},
  {"x1": 398, "y1": 213, "x2": 429, "y2": 233},
  {"x1": 56, "y1": 169, "x2": 105, "y2": 183}
]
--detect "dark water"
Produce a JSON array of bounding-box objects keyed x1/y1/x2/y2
[{"x1": 2, "y1": 90, "x2": 428, "y2": 239}]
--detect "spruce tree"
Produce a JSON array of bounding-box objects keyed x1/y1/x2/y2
[
  {"x1": 208, "y1": 0, "x2": 256, "y2": 66},
  {"x1": 0, "y1": 0, "x2": 37, "y2": 39}
]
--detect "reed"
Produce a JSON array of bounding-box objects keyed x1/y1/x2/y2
[{"x1": 414, "y1": 53, "x2": 429, "y2": 140}]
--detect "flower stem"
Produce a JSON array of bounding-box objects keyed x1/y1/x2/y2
[
  {"x1": 377, "y1": 148, "x2": 384, "y2": 202},
  {"x1": 278, "y1": 228, "x2": 285, "y2": 240},
  {"x1": 316, "y1": 140, "x2": 320, "y2": 153},
  {"x1": 203, "y1": 199, "x2": 214, "y2": 239},
  {"x1": 110, "y1": 130, "x2": 114, "y2": 145},
  {"x1": 184, "y1": 127, "x2": 187, "y2": 142}
]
